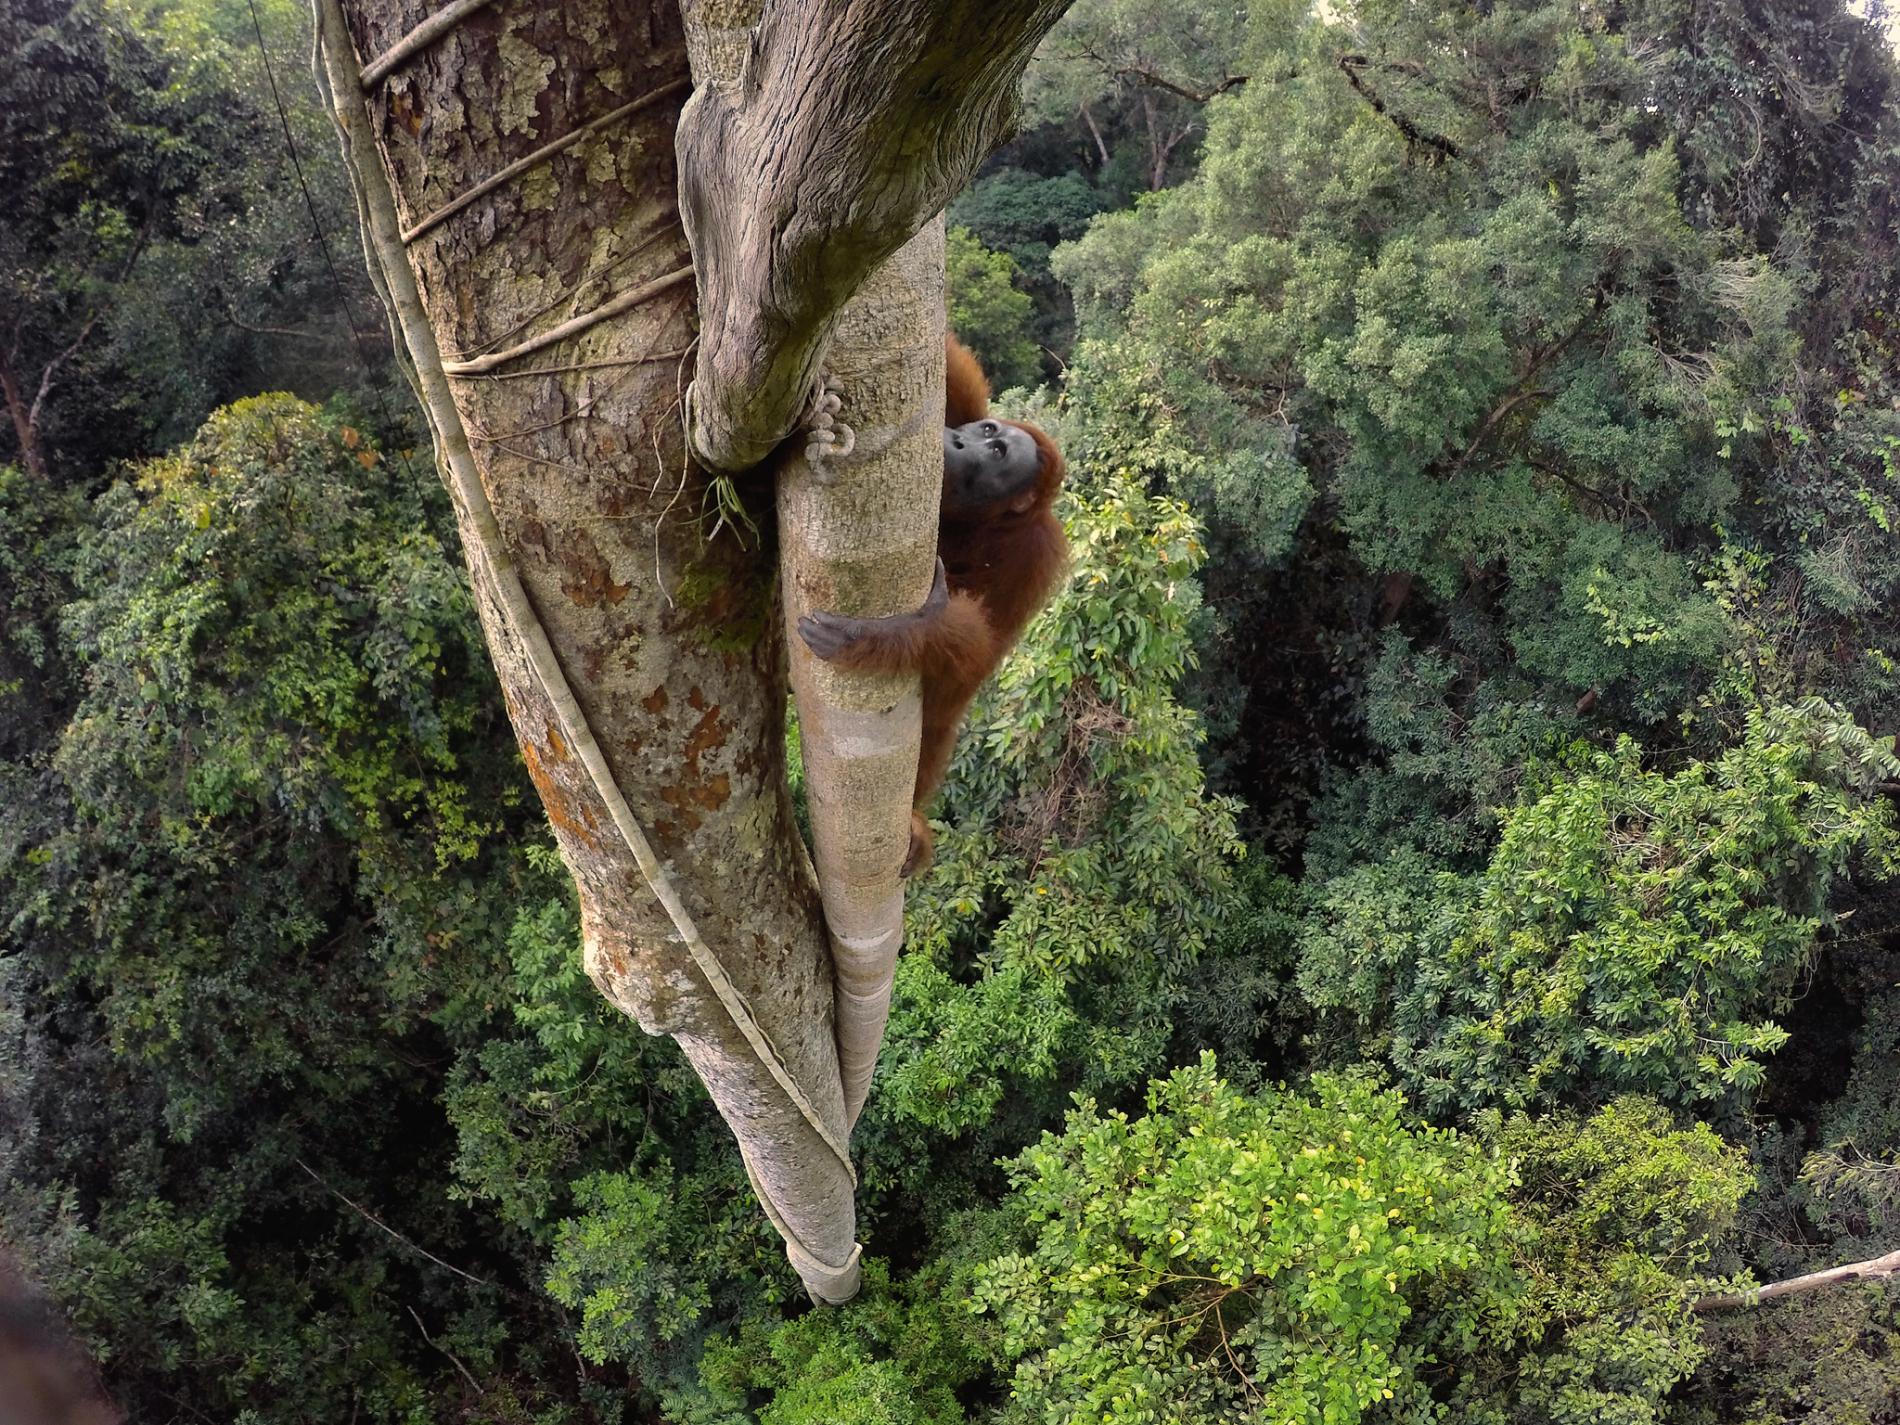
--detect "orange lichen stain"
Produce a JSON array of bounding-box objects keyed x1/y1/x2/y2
[
  {"x1": 587, "y1": 939, "x2": 635, "y2": 991},
  {"x1": 536, "y1": 526, "x2": 630, "y2": 608},
  {"x1": 658, "y1": 773, "x2": 731, "y2": 830},
  {"x1": 390, "y1": 90, "x2": 423, "y2": 137},
  {"x1": 681, "y1": 698, "x2": 727, "y2": 779},
  {"x1": 564, "y1": 562, "x2": 632, "y2": 608},
  {"x1": 521, "y1": 739, "x2": 602, "y2": 848},
  {"x1": 641, "y1": 686, "x2": 669, "y2": 715},
  {"x1": 516, "y1": 517, "x2": 551, "y2": 558},
  {"x1": 544, "y1": 720, "x2": 570, "y2": 762},
  {"x1": 647, "y1": 687, "x2": 734, "y2": 831}
]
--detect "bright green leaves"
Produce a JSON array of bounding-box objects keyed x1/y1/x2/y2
[
  {"x1": 699, "y1": 1255, "x2": 1001, "y2": 1425},
  {"x1": 875, "y1": 475, "x2": 1243, "y2": 1137},
  {"x1": 1301, "y1": 699, "x2": 1900, "y2": 1113},
  {"x1": 974, "y1": 1057, "x2": 1513, "y2": 1425},
  {"x1": 1487, "y1": 1100, "x2": 1754, "y2": 1425},
  {"x1": 59, "y1": 396, "x2": 490, "y2": 863},
  {"x1": 967, "y1": 1070, "x2": 1751, "y2": 1425}
]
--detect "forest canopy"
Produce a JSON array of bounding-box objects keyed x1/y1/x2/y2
[{"x1": 4, "y1": 0, "x2": 1900, "y2": 1421}]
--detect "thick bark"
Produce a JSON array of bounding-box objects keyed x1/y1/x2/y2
[
  {"x1": 675, "y1": 0, "x2": 1072, "y2": 473},
  {"x1": 313, "y1": 0, "x2": 858, "y2": 1300}
]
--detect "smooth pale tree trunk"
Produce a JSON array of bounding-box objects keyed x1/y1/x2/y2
[
  {"x1": 677, "y1": 0, "x2": 1067, "y2": 1125},
  {"x1": 1693, "y1": 1247, "x2": 1900, "y2": 1312},
  {"x1": 2, "y1": 343, "x2": 66, "y2": 480},
  {"x1": 314, "y1": 0, "x2": 1068, "y2": 1304}
]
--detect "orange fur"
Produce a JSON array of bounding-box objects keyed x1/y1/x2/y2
[
  {"x1": 911, "y1": 339, "x2": 1068, "y2": 870},
  {"x1": 800, "y1": 336, "x2": 1068, "y2": 876},
  {"x1": 945, "y1": 332, "x2": 992, "y2": 426}
]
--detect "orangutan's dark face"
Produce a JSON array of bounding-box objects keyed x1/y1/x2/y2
[{"x1": 943, "y1": 419, "x2": 1040, "y2": 512}]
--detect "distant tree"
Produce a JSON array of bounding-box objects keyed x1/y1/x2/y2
[
  {"x1": 946, "y1": 226, "x2": 1041, "y2": 393},
  {"x1": 0, "y1": 0, "x2": 375, "y2": 482},
  {"x1": 1025, "y1": 0, "x2": 1253, "y2": 189},
  {"x1": 1, "y1": 0, "x2": 215, "y2": 476},
  {"x1": 1051, "y1": 0, "x2": 1900, "y2": 847},
  {"x1": 0, "y1": 398, "x2": 568, "y2": 1418},
  {"x1": 1299, "y1": 700, "x2": 1900, "y2": 1113}
]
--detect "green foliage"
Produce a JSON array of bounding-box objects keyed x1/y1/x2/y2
[
  {"x1": 1672, "y1": 1288, "x2": 1900, "y2": 1425},
  {"x1": 949, "y1": 169, "x2": 1107, "y2": 366},
  {"x1": 548, "y1": 1162, "x2": 780, "y2": 1365},
  {"x1": 1473, "y1": 1100, "x2": 1754, "y2": 1425},
  {"x1": 0, "y1": 394, "x2": 599, "y2": 1421},
  {"x1": 445, "y1": 874, "x2": 790, "y2": 1397},
  {"x1": 0, "y1": 0, "x2": 382, "y2": 479},
  {"x1": 1047, "y1": 0, "x2": 1900, "y2": 870},
  {"x1": 0, "y1": 463, "x2": 82, "y2": 755},
  {"x1": 951, "y1": 170, "x2": 1106, "y2": 291},
  {"x1": 1300, "y1": 700, "x2": 1900, "y2": 1113},
  {"x1": 698, "y1": 1253, "x2": 1001, "y2": 1425},
  {"x1": 868, "y1": 471, "x2": 1243, "y2": 1146},
  {"x1": 1024, "y1": 0, "x2": 1253, "y2": 130},
  {"x1": 39, "y1": 394, "x2": 500, "y2": 1105},
  {"x1": 974, "y1": 1056, "x2": 1514, "y2": 1425},
  {"x1": 947, "y1": 226, "x2": 1042, "y2": 394},
  {"x1": 11, "y1": 1, "x2": 1900, "y2": 1421}
]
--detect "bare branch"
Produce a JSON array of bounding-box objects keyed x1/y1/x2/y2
[
  {"x1": 295, "y1": 1158, "x2": 494, "y2": 1289},
  {"x1": 1693, "y1": 1248, "x2": 1900, "y2": 1312},
  {"x1": 27, "y1": 310, "x2": 102, "y2": 435},
  {"x1": 1338, "y1": 54, "x2": 1462, "y2": 161},
  {"x1": 1079, "y1": 100, "x2": 1110, "y2": 169},
  {"x1": 406, "y1": 1307, "x2": 485, "y2": 1396},
  {"x1": 357, "y1": 0, "x2": 497, "y2": 89},
  {"x1": 1116, "y1": 62, "x2": 1248, "y2": 104}
]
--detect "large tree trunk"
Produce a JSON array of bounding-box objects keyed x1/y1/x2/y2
[
  {"x1": 312, "y1": 0, "x2": 860, "y2": 1300},
  {"x1": 314, "y1": 0, "x2": 1072, "y2": 1307}
]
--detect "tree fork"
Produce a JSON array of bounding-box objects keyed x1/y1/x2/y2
[
  {"x1": 676, "y1": 0, "x2": 1073, "y2": 474},
  {"x1": 675, "y1": 0, "x2": 1073, "y2": 1129}
]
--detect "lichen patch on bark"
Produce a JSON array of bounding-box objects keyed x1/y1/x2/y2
[
  {"x1": 496, "y1": 24, "x2": 555, "y2": 137},
  {"x1": 520, "y1": 739, "x2": 603, "y2": 848}
]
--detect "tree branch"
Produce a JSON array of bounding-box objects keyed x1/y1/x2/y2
[
  {"x1": 1444, "y1": 293, "x2": 1604, "y2": 478},
  {"x1": 1079, "y1": 100, "x2": 1110, "y2": 169},
  {"x1": 1693, "y1": 1248, "x2": 1900, "y2": 1313},
  {"x1": 1337, "y1": 54, "x2": 1461, "y2": 160},
  {"x1": 24, "y1": 213, "x2": 156, "y2": 437},
  {"x1": 1445, "y1": 386, "x2": 1552, "y2": 479},
  {"x1": 28, "y1": 310, "x2": 102, "y2": 435},
  {"x1": 295, "y1": 1158, "x2": 494, "y2": 1288},
  {"x1": 676, "y1": 0, "x2": 1072, "y2": 472},
  {"x1": 1119, "y1": 64, "x2": 1247, "y2": 103}
]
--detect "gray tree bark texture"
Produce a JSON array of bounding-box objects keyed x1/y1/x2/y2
[
  {"x1": 313, "y1": 0, "x2": 1069, "y2": 1306},
  {"x1": 676, "y1": 0, "x2": 1073, "y2": 474}
]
